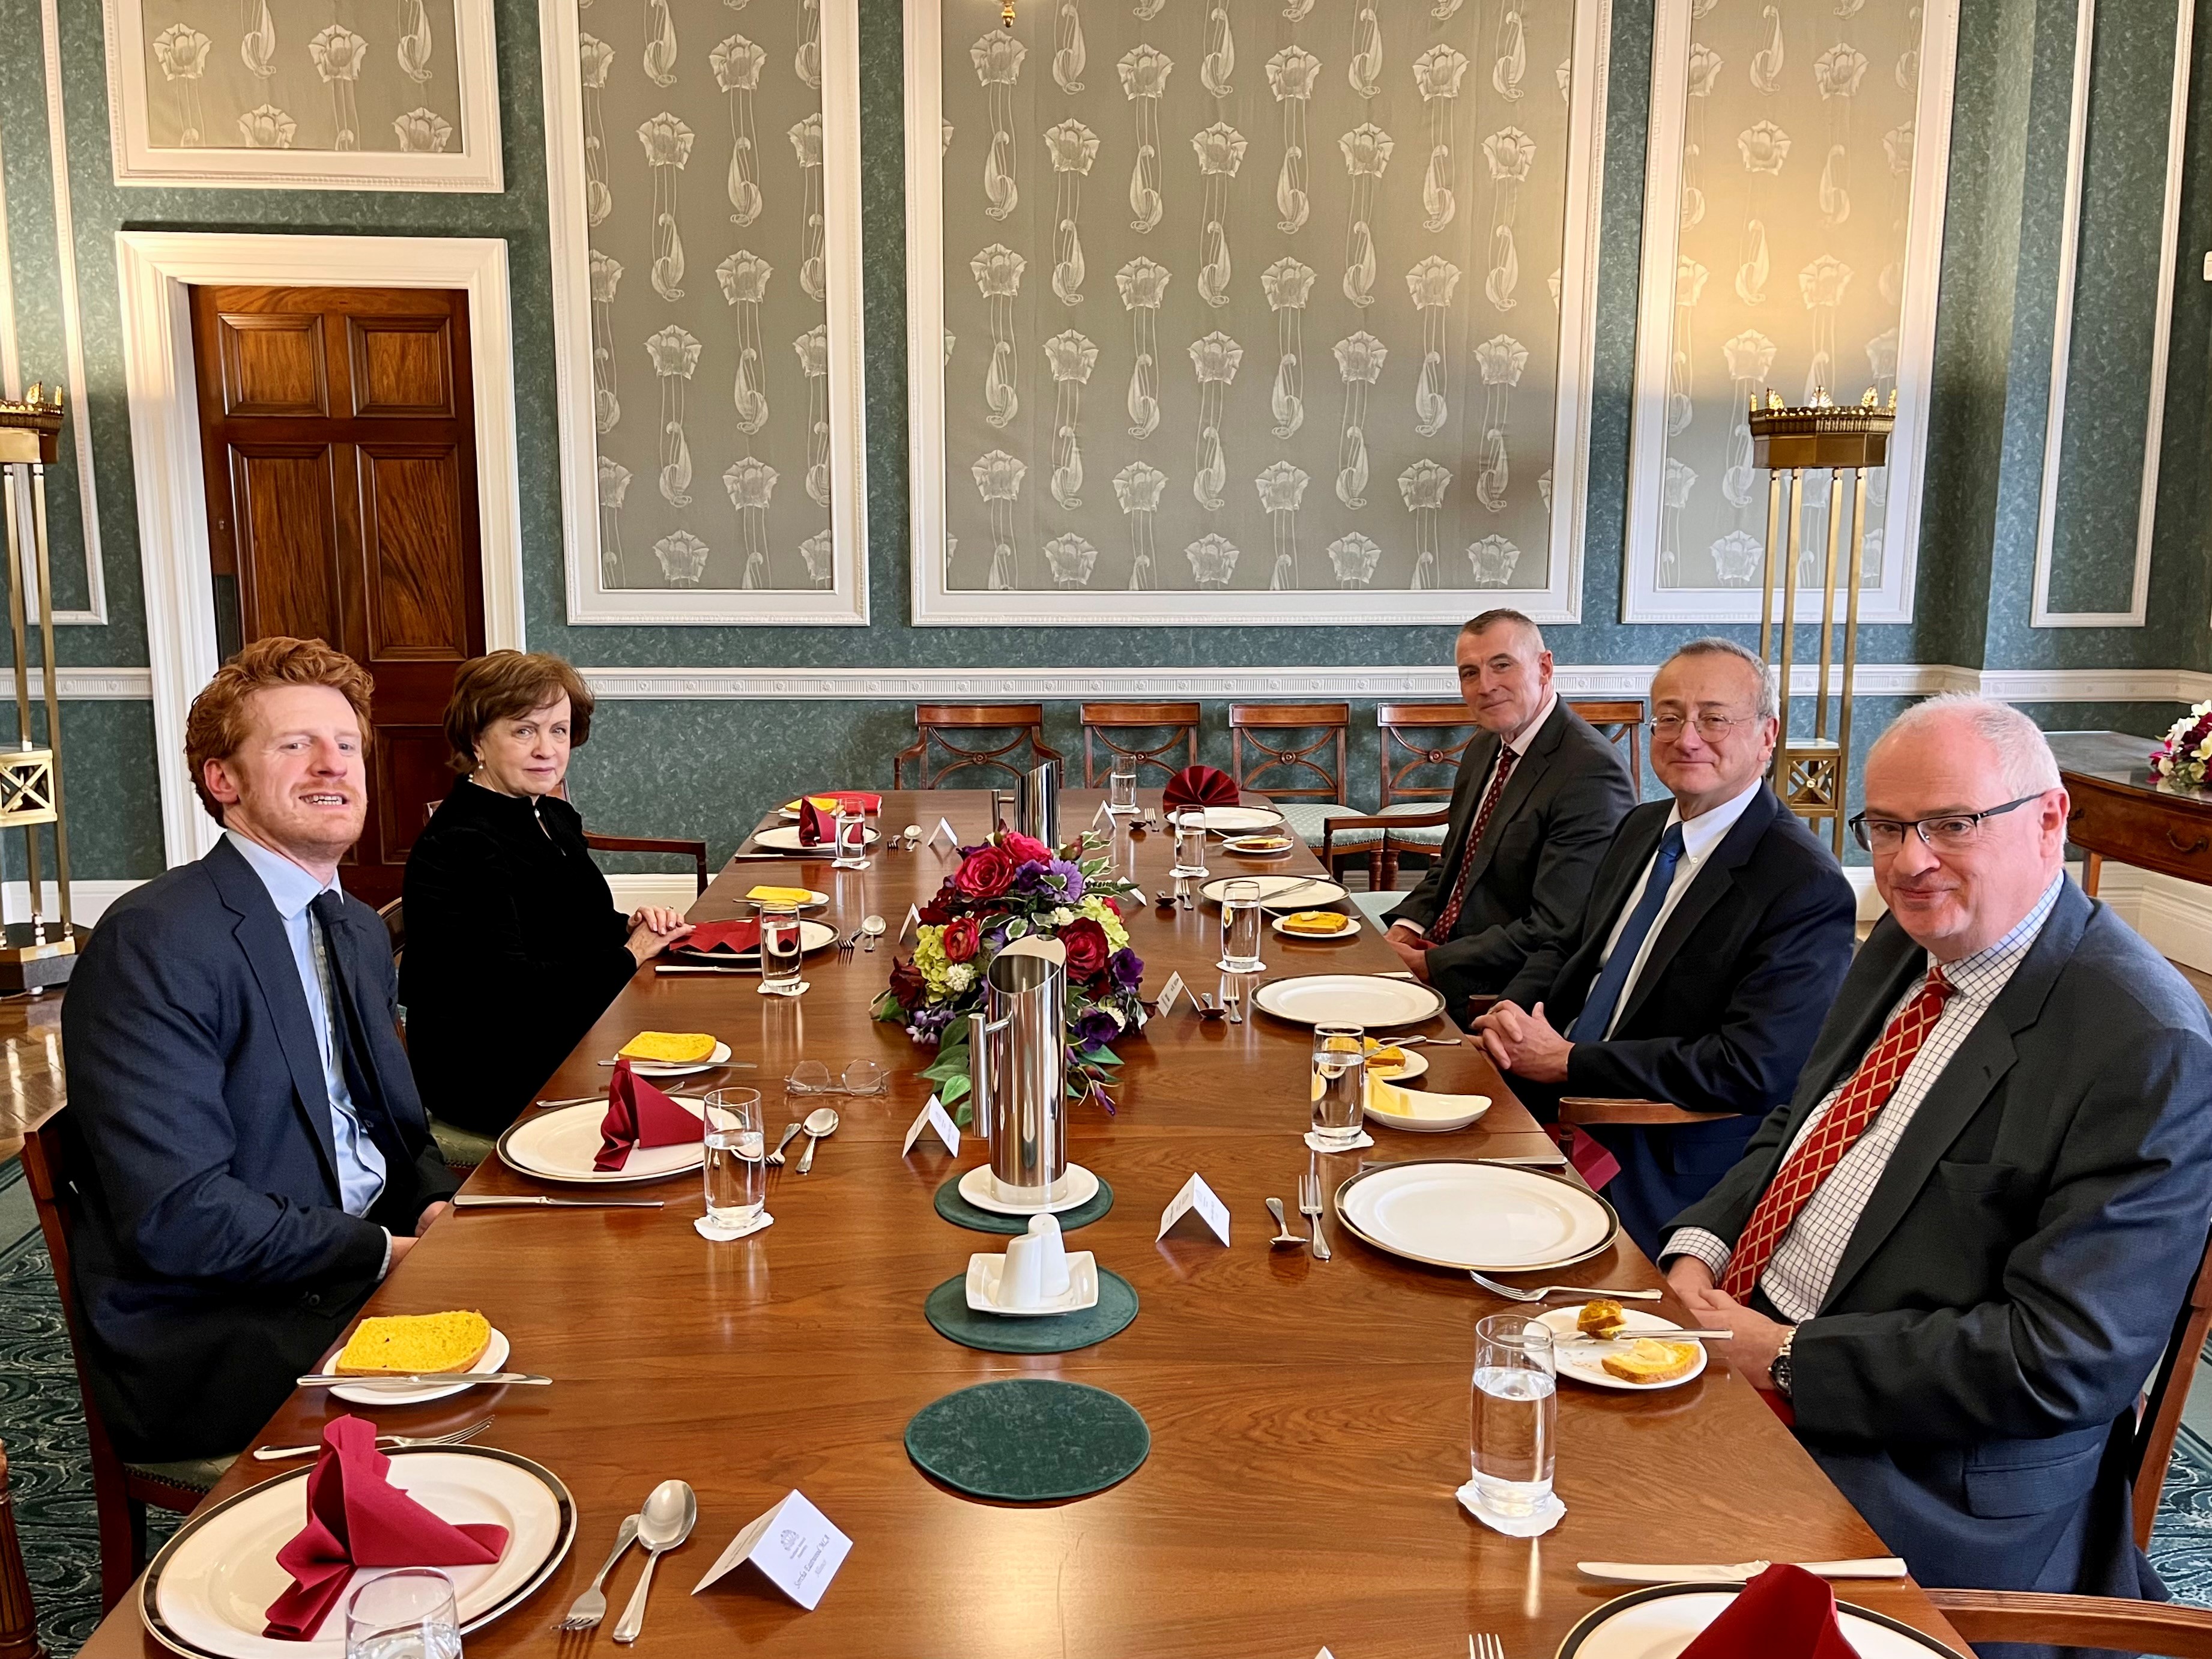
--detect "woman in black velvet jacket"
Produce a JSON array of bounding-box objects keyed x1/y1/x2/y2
[{"x1": 401, "y1": 651, "x2": 691, "y2": 1134}]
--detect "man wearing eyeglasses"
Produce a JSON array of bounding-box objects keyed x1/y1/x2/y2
[
  {"x1": 1660, "y1": 695, "x2": 2212, "y2": 1616},
  {"x1": 1473, "y1": 638, "x2": 1857, "y2": 1254}
]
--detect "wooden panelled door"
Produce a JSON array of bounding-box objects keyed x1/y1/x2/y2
[{"x1": 189, "y1": 285, "x2": 485, "y2": 906}]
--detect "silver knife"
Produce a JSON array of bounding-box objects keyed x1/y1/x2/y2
[
  {"x1": 1577, "y1": 1558, "x2": 1907, "y2": 1584},
  {"x1": 1558, "y1": 1329, "x2": 1732, "y2": 1346},
  {"x1": 451, "y1": 1194, "x2": 667, "y2": 1209},
  {"x1": 295, "y1": 1370, "x2": 552, "y2": 1387},
  {"x1": 1478, "y1": 1154, "x2": 1570, "y2": 1168}
]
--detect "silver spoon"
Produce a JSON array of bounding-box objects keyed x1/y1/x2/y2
[
  {"x1": 1265, "y1": 1197, "x2": 1306, "y2": 1247},
  {"x1": 610, "y1": 1478, "x2": 697, "y2": 1645},
  {"x1": 796, "y1": 1104, "x2": 841, "y2": 1173},
  {"x1": 862, "y1": 914, "x2": 887, "y2": 952}
]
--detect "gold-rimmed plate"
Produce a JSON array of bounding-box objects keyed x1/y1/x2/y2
[{"x1": 1332, "y1": 1159, "x2": 1618, "y2": 1272}]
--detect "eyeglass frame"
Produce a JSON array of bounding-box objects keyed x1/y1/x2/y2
[
  {"x1": 1848, "y1": 791, "x2": 2052, "y2": 853},
  {"x1": 1646, "y1": 709, "x2": 1765, "y2": 743},
  {"x1": 784, "y1": 1059, "x2": 889, "y2": 1096}
]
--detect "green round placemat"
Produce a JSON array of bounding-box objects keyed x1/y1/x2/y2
[
  {"x1": 905, "y1": 1379, "x2": 1150, "y2": 1502},
  {"x1": 933, "y1": 1171, "x2": 1114, "y2": 1233},
  {"x1": 923, "y1": 1268, "x2": 1139, "y2": 1354}
]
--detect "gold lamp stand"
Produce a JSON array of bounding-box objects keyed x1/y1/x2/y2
[
  {"x1": 1750, "y1": 388, "x2": 1897, "y2": 857},
  {"x1": 0, "y1": 385, "x2": 84, "y2": 991}
]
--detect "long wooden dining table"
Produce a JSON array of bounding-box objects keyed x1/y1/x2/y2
[{"x1": 82, "y1": 789, "x2": 1969, "y2": 1658}]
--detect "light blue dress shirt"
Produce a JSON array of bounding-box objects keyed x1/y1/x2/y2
[{"x1": 225, "y1": 831, "x2": 389, "y2": 1218}]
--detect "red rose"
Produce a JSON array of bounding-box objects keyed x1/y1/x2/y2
[
  {"x1": 944, "y1": 916, "x2": 981, "y2": 962},
  {"x1": 918, "y1": 893, "x2": 953, "y2": 925},
  {"x1": 1002, "y1": 831, "x2": 1054, "y2": 866},
  {"x1": 887, "y1": 956, "x2": 926, "y2": 1007},
  {"x1": 1059, "y1": 917, "x2": 1110, "y2": 984},
  {"x1": 953, "y1": 844, "x2": 1018, "y2": 900}
]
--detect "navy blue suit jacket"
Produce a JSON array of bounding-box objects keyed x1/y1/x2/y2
[
  {"x1": 59, "y1": 837, "x2": 457, "y2": 1460},
  {"x1": 1671, "y1": 881, "x2": 2212, "y2": 1608}
]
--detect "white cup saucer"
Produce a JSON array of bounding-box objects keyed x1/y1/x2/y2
[{"x1": 964, "y1": 1250, "x2": 1101, "y2": 1316}]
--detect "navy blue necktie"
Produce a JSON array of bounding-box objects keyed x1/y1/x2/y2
[{"x1": 1569, "y1": 823, "x2": 1686, "y2": 1042}]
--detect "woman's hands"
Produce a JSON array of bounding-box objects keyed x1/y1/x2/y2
[{"x1": 626, "y1": 905, "x2": 694, "y2": 964}]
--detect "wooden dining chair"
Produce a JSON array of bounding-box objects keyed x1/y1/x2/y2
[
  {"x1": 20, "y1": 1113, "x2": 228, "y2": 1610},
  {"x1": 0, "y1": 1438, "x2": 46, "y2": 1659},
  {"x1": 1567, "y1": 696, "x2": 1646, "y2": 787},
  {"x1": 1925, "y1": 1589, "x2": 2212, "y2": 1655},
  {"x1": 1227, "y1": 703, "x2": 1374, "y2": 876},
  {"x1": 894, "y1": 703, "x2": 1066, "y2": 790},
  {"x1": 376, "y1": 895, "x2": 405, "y2": 964},
  {"x1": 2132, "y1": 1220, "x2": 2212, "y2": 1547},
  {"x1": 1079, "y1": 701, "x2": 1200, "y2": 786},
  {"x1": 421, "y1": 800, "x2": 710, "y2": 896}
]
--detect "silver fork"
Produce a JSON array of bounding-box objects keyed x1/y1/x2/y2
[
  {"x1": 557, "y1": 1513, "x2": 641, "y2": 1631},
  {"x1": 1222, "y1": 987, "x2": 1243, "y2": 1024},
  {"x1": 766, "y1": 1122, "x2": 804, "y2": 1167},
  {"x1": 1472, "y1": 1635, "x2": 1506, "y2": 1659},
  {"x1": 836, "y1": 931, "x2": 858, "y2": 962},
  {"x1": 1469, "y1": 1271, "x2": 1663, "y2": 1302},
  {"x1": 1299, "y1": 1165, "x2": 1331, "y2": 1262},
  {"x1": 253, "y1": 1418, "x2": 491, "y2": 1461}
]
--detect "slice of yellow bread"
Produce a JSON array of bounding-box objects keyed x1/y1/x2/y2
[
  {"x1": 619, "y1": 1031, "x2": 718, "y2": 1064},
  {"x1": 1599, "y1": 1338, "x2": 1700, "y2": 1385},
  {"x1": 335, "y1": 1311, "x2": 493, "y2": 1377},
  {"x1": 745, "y1": 886, "x2": 816, "y2": 906},
  {"x1": 1282, "y1": 910, "x2": 1351, "y2": 935}
]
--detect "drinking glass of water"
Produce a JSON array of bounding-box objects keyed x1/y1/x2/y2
[
  {"x1": 1310, "y1": 1023, "x2": 1365, "y2": 1147},
  {"x1": 760, "y1": 905, "x2": 803, "y2": 993},
  {"x1": 831, "y1": 808, "x2": 869, "y2": 869},
  {"x1": 1108, "y1": 769, "x2": 1139, "y2": 815},
  {"x1": 345, "y1": 1569, "x2": 460, "y2": 1659},
  {"x1": 1171, "y1": 811, "x2": 1209, "y2": 877},
  {"x1": 1469, "y1": 1313, "x2": 1558, "y2": 1520},
  {"x1": 703, "y1": 1086, "x2": 766, "y2": 1227},
  {"x1": 1218, "y1": 879, "x2": 1263, "y2": 973}
]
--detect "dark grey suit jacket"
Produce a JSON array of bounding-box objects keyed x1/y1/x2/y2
[
  {"x1": 1669, "y1": 880, "x2": 2212, "y2": 1601},
  {"x1": 1383, "y1": 700, "x2": 1635, "y2": 1006},
  {"x1": 60, "y1": 837, "x2": 458, "y2": 1460}
]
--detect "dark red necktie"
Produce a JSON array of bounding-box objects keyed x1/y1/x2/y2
[{"x1": 1425, "y1": 746, "x2": 1520, "y2": 944}]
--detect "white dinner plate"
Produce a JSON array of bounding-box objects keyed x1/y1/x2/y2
[
  {"x1": 1198, "y1": 874, "x2": 1350, "y2": 911},
  {"x1": 1360, "y1": 1045, "x2": 1427, "y2": 1083},
  {"x1": 617, "y1": 1040, "x2": 733, "y2": 1078},
  {"x1": 669, "y1": 920, "x2": 838, "y2": 965},
  {"x1": 1333, "y1": 1160, "x2": 1618, "y2": 1271},
  {"x1": 141, "y1": 1447, "x2": 575, "y2": 1659},
  {"x1": 1535, "y1": 1306, "x2": 1708, "y2": 1392},
  {"x1": 956, "y1": 1161, "x2": 1102, "y2": 1216},
  {"x1": 752, "y1": 825, "x2": 880, "y2": 853},
  {"x1": 1250, "y1": 973, "x2": 1448, "y2": 1029},
  {"x1": 1362, "y1": 1081, "x2": 1488, "y2": 1133},
  {"x1": 328, "y1": 1328, "x2": 513, "y2": 1407},
  {"x1": 497, "y1": 1096, "x2": 708, "y2": 1186},
  {"x1": 1220, "y1": 833, "x2": 1296, "y2": 856},
  {"x1": 1177, "y1": 806, "x2": 1284, "y2": 832},
  {"x1": 1271, "y1": 914, "x2": 1361, "y2": 942},
  {"x1": 1555, "y1": 1583, "x2": 1958, "y2": 1658},
  {"x1": 965, "y1": 1250, "x2": 1101, "y2": 1316}
]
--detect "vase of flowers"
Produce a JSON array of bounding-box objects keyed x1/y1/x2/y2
[
  {"x1": 2152, "y1": 703, "x2": 2212, "y2": 790},
  {"x1": 875, "y1": 829, "x2": 1145, "y2": 1122}
]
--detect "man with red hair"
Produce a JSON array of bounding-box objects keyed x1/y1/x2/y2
[{"x1": 61, "y1": 638, "x2": 457, "y2": 1464}]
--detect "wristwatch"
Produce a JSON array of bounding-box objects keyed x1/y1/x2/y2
[{"x1": 1770, "y1": 1326, "x2": 1798, "y2": 1400}]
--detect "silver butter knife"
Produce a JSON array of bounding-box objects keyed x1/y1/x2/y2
[
  {"x1": 1577, "y1": 1558, "x2": 1907, "y2": 1584},
  {"x1": 1557, "y1": 1329, "x2": 1732, "y2": 1346},
  {"x1": 452, "y1": 1195, "x2": 667, "y2": 1209},
  {"x1": 295, "y1": 1370, "x2": 552, "y2": 1387}
]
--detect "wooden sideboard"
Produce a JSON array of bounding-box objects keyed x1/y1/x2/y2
[{"x1": 2050, "y1": 730, "x2": 2212, "y2": 895}]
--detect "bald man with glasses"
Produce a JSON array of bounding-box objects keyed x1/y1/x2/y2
[{"x1": 1661, "y1": 695, "x2": 2212, "y2": 1626}]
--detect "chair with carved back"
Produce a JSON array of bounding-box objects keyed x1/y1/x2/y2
[
  {"x1": 0, "y1": 1437, "x2": 46, "y2": 1659},
  {"x1": 1926, "y1": 1589, "x2": 2212, "y2": 1655},
  {"x1": 894, "y1": 704, "x2": 1066, "y2": 790},
  {"x1": 1227, "y1": 703, "x2": 1375, "y2": 876},
  {"x1": 20, "y1": 1113, "x2": 226, "y2": 1611},
  {"x1": 420, "y1": 802, "x2": 710, "y2": 896},
  {"x1": 2132, "y1": 1219, "x2": 2212, "y2": 1548},
  {"x1": 1079, "y1": 702, "x2": 1200, "y2": 787}
]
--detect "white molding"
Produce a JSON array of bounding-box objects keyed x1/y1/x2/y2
[
  {"x1": 2030, "y1": 0, "x2": 2191, "y2": 629},
  {"x1": 37, "y1": 0, "x2": 110, "y2": 626},
  {"x1": 541, "y1": 0, "x2": 870, "y2": 626},
  {"x1": 35, "y1": 667, "x2": 156, "y2": 699},
  {"x1": 102, "y1": 0, "x2": 503, "y2": 191},
  {"x1": 1621, "y1": 0, "x2": 1957, "y2": 627},
  {"x1": 114, "y1": 231, "x2": 528, "y2": 867},
  {"x1": 0, "y1": 878, "x2": 137, "y2": 928},
  {"x1": 902, "y1": 0, "x2": 1605, "y2": 628},
  {"x1": 606, "y1": 873, "x2": 701, "y2": 914}
]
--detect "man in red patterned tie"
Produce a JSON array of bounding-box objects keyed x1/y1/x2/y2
[
  {"x1": 1661, "y1": 695, "x2": 2212, "y2": 1618},
  {"x1": 1381, "y1": 609, "x2": 1635, "y2": 1009}
]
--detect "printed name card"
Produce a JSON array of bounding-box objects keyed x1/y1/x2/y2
[
  {"x1": 901, "y1": 902, "x2": 922, "y2": 944},
  {"x1": 930, "y1": 817, "x2": 961, "y2": 853},
  {"x1": 1158, "y1": 1172, "x2": 1230, "y2": 1245},
  {"x1": 1151, "y1": 971, "x2": 1188, "y2": 1018},
  {"x1": 1092, "y1": 800, "x2": 1115, "y2": 830},
  {"x1": 692, "y1": 1488, "x2": 851, "y2": 1610},
  {"x1": 901, "y1": 1094, "x2": 961, "y2": 1157}
]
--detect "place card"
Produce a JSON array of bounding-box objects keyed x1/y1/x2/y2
[
  {"x1": 901, "y1": 902, "x2": 922, "y2": 943},
  {"x1": 902, "y1": 1093, "x2": 961, "y2": 1157},
  {"x1": 1158, "y1": 1172, "x2": 1230, "y2": 1245},
  {"x1": 1092, "y1": 800, "x2": 1115, "y2": 830},
  {"x1": 1151, "y1": 971, "x2": 1188, "y2": 1018},
  {"x1": 931, "y1": 817, "x2": 961, "y2": 852},
  {"x1": 692, "y1": 1488, "x2": 851, "y2": 1610}
]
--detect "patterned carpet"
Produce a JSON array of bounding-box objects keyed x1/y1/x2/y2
[{"x1": 3, "y1": 1173, "x2": 2212, "y2": 1652}]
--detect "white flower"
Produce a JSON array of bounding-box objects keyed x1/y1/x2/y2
[
  {"x1": 1884, "y1": 122, "x2": 1915, "y2": 177},
  {"x1": 799, "y1": 531, "x2": 833, "y2": 584},
  {"x1": 1398, "y1": 459, "x2": 1451, "y2": 510},
  {"x1": 1256, "y1": 461, "x2": 1309, "y2": 513},
  {"x1": 972, "y1": 450, "x2": 1027, "y2": 501},
  {"x1": 1466, "y1": 535, "x2": 1520, "y2": 587},
  {"x1": 1685, "y1": 41, "x2": 1722, "y2": 97},
  {"x1": 636, "y1": 112, "x2": 694, "y2": 169},
  {"x1": 579, "y1": 34, "x2": 615, "y2": 87},
  {"x1": 1044, "y1": 330, "x2": 1098, "y2": 383},
  {"x1": 716, "y1": 250, "x2": 772, "y2": 304},
  {"x1": 1413, "y1": 44, "x2": 1469, "y2": 100},
  {"x1": 1188, "y1": 331, "x2": 1244, "y2": 385},
  {"x1": 1044, "y1": 539, "x2": 1095, "y2": 588},
  {"x1": 1114, "y1": 462, "x2": 1167, "y2": 513},
  {"x1": 711, "y1": 34, "x2": 765, "y2": 90},
  {"x1": 1044, "y1": 118, "x2": 1099, "y2": 173},
  {"x1": 1117, "y1": 43, "x2": 1172, "y2": 99},
  {"x1": 972, "y1": 244, "x2": 1027, "y2": 298},
  {"x1": 645, "y1": 325, "x2": 702, "y2": 378},
  {"x1": 1266, "y1": 44, "x2": 1320, "y2": 100},
  {"x1": 1116, "y1": 258, "x2": 1170, "y2": 309},
  {"x1": 971, "y1": 31, "x2": 1027, "y2": 84},
  {"x1": 1738, "y1": 120, "x2": 1790, "y2": 174},
  {"x1": 1406, "y1": 255, "x2": 1461, "y2": 310},
  {"x1": 944, "y1": 961, "x2": 978, "y2": 991},
  {"x1": 1482, "y1": 127, "x2": 1535, "y2": 182},
  {"x1": 237, "y1": 104, "x2": 297, "y2": 147},
  {"x1": 1185, "y1": 533, "x2": 1239, "y2": 585},
  {"x1": 1261, "y1": 258, "x2": 1316, "y2": 310},
  {"x1": 1326, "y1": 532, "x2": 1381, "y2": 585},
  {"x1": 1709, "y1": 530, "x2": 1764, "y2": 585},
  {"x1": 788, "y1": 113, "x2": 824, "y2": 166},
  {"x1": 1052, "y1": 905, "x2": 1077, "y2": 925},
  {"x1": 1191, "y1": 121, "x2": 1248, "y2": 177},
  {"x1": 1799, "y1": 255, "x2": 1854, "y2": 309},
  {"x1": 651, "y1": 530, "x2": 711, "y2": 585},
  {"x1": 1474, "y1": 334, "x2": 1529, "y2": 386},
  {"x1": 153, "y1": 23, "x2": 211, "y2": 79},
  {"x1": 1722, "y1": 330, "x2": 1776, "y2": 381},
  {"x1": 309, "y1": 24, "x2": 367, "y2": 81},
  {"x1": 1814, "y1": 43, "x2": 1869, "y2": 98},
  {"x1": 723, "y1": 456, "x2": 778, "y2": 509},
  {"x1": 1334, "y1": 331, "x2": 1387, "y2": 384},
  {"x1": 1339, "y1": 122, "x2": 1394, "y2": 177},
  {"x1": 392, "y1": 107, "x2": 450, "y2": 152},
  {"x1": 597, "y1": 456, "x2": 632, "y2": 509},
  {"x1": 793, "y1": 324, "x2": 829, "y2": 378}
]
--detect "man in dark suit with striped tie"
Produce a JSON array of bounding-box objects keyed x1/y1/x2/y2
[
  {"x1": 1663, "y1": 697, "x2": 2212, "y2": 1625},
  {"x1": 1382, "y1": 609, "x2": 1636, "y2": 1009}
]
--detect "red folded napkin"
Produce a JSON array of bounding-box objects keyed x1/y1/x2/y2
[
  {"x1": 594, "y1": 1059, "x2": 701, "y2": 1171},
  {"x1": 799, "y1": 799, "x2": 833, "y2": 845},
  {"x1": 686, "y1": 917, "x2": 763, "y2": 955},
  {"x1": 1679, "y1": 1564, "x2": 1858, "y2": 1659},
  {"x1": 1162, "y1": 764, "x2": 1239, "y2": 811},
  {"x1": 262, "y1": 1415, "x2": 507, "y2": 1640}
]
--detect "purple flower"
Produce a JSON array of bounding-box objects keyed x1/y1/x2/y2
[
  {"x1": 1072, "y1": 1008, "x2": 1122, "y2": 1048},
  {"x1": 1045, "y1": 859, "x2": 1086, "y2": 901},
  {"x1": 1108, "y1": 947, "x2": 1144, "y2": 990}
]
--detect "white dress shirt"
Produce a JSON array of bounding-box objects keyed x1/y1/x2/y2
[
  {"x1": 225, "y1": 831, "x2": 389, "y2": 1218},
  {"x1": 1664, "y1": 874, "x2": 2065, "y2": 1319},
  {"x1": 1588, "y1": 778, "x2": 1762, "y2": 1039}
]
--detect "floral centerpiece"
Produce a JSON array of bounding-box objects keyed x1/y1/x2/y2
[
  {"x1": 874, "y1": 829, "x2": 1145, "y2": 1121},
  {"x1": 2152, "y1": 703, "x2": 2212, "y2": 790}
]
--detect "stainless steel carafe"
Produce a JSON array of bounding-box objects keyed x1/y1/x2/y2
[{"x1": 967, "y1": 942, "x2": 1068, "y2": 1203}]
